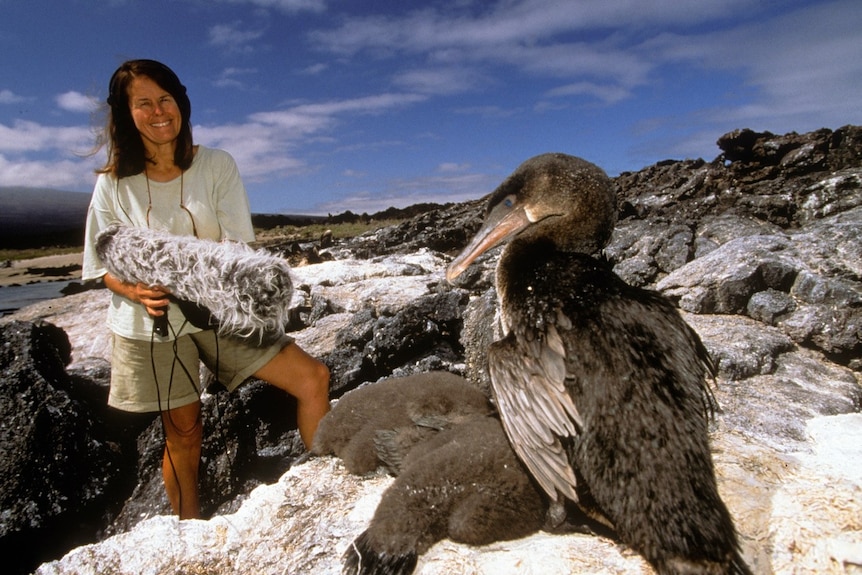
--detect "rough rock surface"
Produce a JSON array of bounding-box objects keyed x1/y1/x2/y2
[
  {"x1": 0, "y1": 125, "x2": 860, "y2": 574},
  {"x1": 0, "y1": 321, "x2": 126, "y2": 575}
]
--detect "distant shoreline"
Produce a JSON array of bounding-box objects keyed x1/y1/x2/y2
[{"x1": 0, "y1": 252, "x2": 83, "y2": 289}]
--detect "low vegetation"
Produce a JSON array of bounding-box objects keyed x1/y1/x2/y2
[
  {"x1": 0, "y1": 246, "x2": 84, "y2": 262},
  {"x1": 253, "y1": 219, "x2": 403, "y2": 243}
]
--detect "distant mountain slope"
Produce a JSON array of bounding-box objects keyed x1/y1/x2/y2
[{"x1": 0, "y1": 187, "x2": 91, "y2": 247}]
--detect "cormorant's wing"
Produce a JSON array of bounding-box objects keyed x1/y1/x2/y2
[{"x1": 488, "y1": 322, "x2": 582, "y2": 502}]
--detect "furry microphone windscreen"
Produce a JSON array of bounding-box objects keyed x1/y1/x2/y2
[{"x1": 95, "y1": 223, "x2": 293, "y2": 343}]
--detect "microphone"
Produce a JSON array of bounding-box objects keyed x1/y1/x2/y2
[{"x1": 152, "y1": 305, "x2": 169, "y2": 337}]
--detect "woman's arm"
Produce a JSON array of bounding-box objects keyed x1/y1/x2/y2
[{"x1": 103, "y1": 272, "x2": 170, "y2": 317}]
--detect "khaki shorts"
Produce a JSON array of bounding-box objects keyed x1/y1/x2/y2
[{"x1": 109, "y1": 330, "x2": 293, "y2": 413}]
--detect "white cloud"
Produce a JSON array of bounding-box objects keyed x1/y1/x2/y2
[
  {"x1": 0, "y1": 120, "x2": 101, "y2": 188},
  {"x1": 197, "y1": 92, "x2": 427, "y2": 181},
  {"x1": 643, "y1": 0, "x2": 862, "y2": 132},
  {"x1": 214, "y1": 67, "x2": 258, "y2": 89},
  {"x1": 0, "y1": 120, "x2": 93, "y2": 154},
  {"x1": 301, "y1": 63, "x2": 329, "y2": 75},
  {"x1": 0, "y1": 89, "x2": 27, "y2": 105},
  {"x1": 195, "y1": 121, "x2": 307, "y2": 179},
  {"x1": 209, "y1": 22, "x2": 265, "y2": 53},
  {"x1": 437, "y1": 162, "x2": 471, "y2": 173},
  {"x1": 545, "y1": 81, "x2": 631, "y2": 104},
  {"x1": 504, "y1": 42, "x2": 649, "y2": 86},
  {"x1": 305, "y1": 0, "x2": 858, "y2": 150},
  {"x1": 216, "y1": 0, "x2": 325, "y2": 13},
  {"x1": 309, "y1": 0, "x2": 752, "y2": 56},
  {"x1": 0, "y1": 153, "x2": 98, "y2": 189},
  {"x1": 306, "y1": 0, "x2": 714, "y2": 105},
  {"x1": 454, "y1": 105, "x2": 520, "y2": 119},
  {"x1": 393, "y1": 67, "x2": 486, "y2": 95},
  {"x1": 56, "y1": 91, "x2": 98, "y2": 113},
  {"x1": 284, "y1": 93, "x2": 427, "y2": 117}
]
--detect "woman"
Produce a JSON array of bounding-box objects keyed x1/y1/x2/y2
[{"x1": 82, "y1": 59, "x2": 330, "y2": 519}]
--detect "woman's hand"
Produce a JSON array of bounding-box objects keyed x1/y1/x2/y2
[{"x1": 103, "y1": 273, "x2": 171, "y2": 317}]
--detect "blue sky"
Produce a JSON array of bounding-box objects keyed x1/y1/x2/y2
[{"x1": 1, "y1": 0, "x2": 860, "y2": 215}]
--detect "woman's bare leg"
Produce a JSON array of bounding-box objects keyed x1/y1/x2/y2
[
  {"x1": 161, "y1": 400, "x2": 203, "y2": 519},
  {"x1": 254, "y1": 342, "x2": 330, "y2": 448}
]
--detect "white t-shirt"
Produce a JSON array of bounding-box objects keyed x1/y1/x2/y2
[{"x1": 82, "y1": 146, "x2": 256, "y2": 340}]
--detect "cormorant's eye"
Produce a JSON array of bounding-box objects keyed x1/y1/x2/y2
[{"x1": 503, "y1": 195, "x2": 515, "y2": 208}]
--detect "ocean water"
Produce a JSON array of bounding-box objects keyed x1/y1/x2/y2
[{"x1": 0, "y1": 281, "x2": 74, "y2": 316}]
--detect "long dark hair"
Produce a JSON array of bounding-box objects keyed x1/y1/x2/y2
[{"x1": 98, "y1": 59, "x2": 194, "y2": 178}]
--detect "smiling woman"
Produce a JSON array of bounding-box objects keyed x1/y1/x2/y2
[{"x1": 83, "y1": 58, "x2": 331, "y2": 522}]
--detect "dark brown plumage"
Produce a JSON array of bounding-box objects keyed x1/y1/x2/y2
[
  {"x1": 343, "y1": 416, "x2": 546, "y2": 575},
  {"x1": 312, "y1": 372, "x2": 547, "y2": 575},
  {"x1": 311, "y1": 371, "x2": 493, "y2": 475},
  {"x1": 447, "y1": 153, "x2": 751, "y2": 574}
]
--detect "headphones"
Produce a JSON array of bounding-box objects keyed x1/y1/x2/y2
[{"x1": 106, "y1": 59, "x2": 188, "y2": 109}]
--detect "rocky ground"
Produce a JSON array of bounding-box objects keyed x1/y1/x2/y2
[{"x1": 1, "y1": 125, "x2": 861, "y2": 574}]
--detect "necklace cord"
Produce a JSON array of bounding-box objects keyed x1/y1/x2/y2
[{"x1": 144, "y1": 170, "x2": 198, "y2": 237}]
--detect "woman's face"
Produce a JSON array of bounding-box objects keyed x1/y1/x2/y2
[{"x1": 127, "y1": 75, "x2": 182, "y2": 151}]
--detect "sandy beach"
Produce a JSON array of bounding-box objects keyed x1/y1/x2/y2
[{"x1": 0, "y1": 252, "x2": 84, "y2": 288}]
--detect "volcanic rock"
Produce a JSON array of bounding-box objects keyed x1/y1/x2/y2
[{"x1": 0, "y1": 125, "x2": 859, "y2": 574}]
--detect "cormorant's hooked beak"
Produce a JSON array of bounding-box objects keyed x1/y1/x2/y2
[{"x1": 446, "y1": 199, "x2": 531, "y2": 283}]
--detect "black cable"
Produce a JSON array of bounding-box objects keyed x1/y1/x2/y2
[
  {"x1": 151, "y1": 314, "x2": 201, "y2": 518},
  {"x1": 149, "y1": 314, "x2": 238, "y2": 519},
  {"x1": 211, "y1": 336, "x2": 235, "y2": 473}
]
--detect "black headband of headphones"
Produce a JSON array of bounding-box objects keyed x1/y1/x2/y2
[{"x1": 106, "y1": 59, "x2": 187, "y2": 107}]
